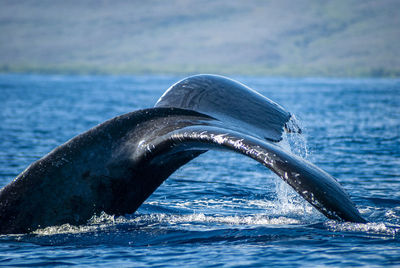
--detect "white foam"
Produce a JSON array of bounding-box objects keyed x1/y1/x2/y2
[
  {"x1": 131, "y1": 213, "x2": 300, "y2": 226},
  {"x1": 32, "y1": 212, "x2": 127, "y2": 236},
  {"x1": 31, "y1": 210, "x2": 303, "y2": 236},
  {"x1": 324, "y1": 221, "x2": 400, "y2": 236}
]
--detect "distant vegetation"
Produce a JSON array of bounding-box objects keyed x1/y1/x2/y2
[{"x1": 0, "y1": 0, "x2": 399, "y2": 77}]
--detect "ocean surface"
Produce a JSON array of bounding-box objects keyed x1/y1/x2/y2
[{"x1": 0, "y1": 74, "x2": 399, "y2": 267}]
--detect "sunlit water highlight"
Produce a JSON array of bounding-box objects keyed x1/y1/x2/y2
[{"x1": 0, "y1": 74, "x2": 399, "y2": 266}]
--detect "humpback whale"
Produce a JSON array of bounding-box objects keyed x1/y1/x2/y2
[{"x1": 0, "y1": 74, "x2": 366, "y2": 234}]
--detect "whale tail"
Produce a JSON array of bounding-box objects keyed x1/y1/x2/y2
[{"x1": 0, "y1": 75, "x2": 366, "y2": 234}]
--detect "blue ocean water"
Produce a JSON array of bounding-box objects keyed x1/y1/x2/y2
[{"x1": 0, "y1": 74, "x2": 399, "y2": 267}]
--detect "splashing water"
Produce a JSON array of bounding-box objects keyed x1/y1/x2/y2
[
  {"x1": 282, "y1": 114, "x2": 309, "y2": 159},
  {"x1": 273, "y1": 115, "x2": 317, "y2": 219}
]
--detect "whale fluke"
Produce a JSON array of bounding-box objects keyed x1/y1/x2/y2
[
  {"x1": 0, "y1": 75, "x2": 366, "y2": 234},
  {"x1": 156, "y1": 74, "x2": 293, "y2": 142}
]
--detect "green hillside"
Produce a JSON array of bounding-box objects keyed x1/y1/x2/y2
[{"x1": 0, "y1": 0, "x2": 399, "y2": 77}]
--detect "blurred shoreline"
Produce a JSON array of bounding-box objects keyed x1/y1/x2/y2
[
  {"x1": 1, "y1": 0, "x2": 399, "y2": 78},
  {"x1": 1, "y1": 63, "x2": 399, "y2": 78}
]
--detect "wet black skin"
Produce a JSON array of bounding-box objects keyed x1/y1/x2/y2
[{"x1": 0, "y1": 75, "x2": 366, "y2": 234}]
